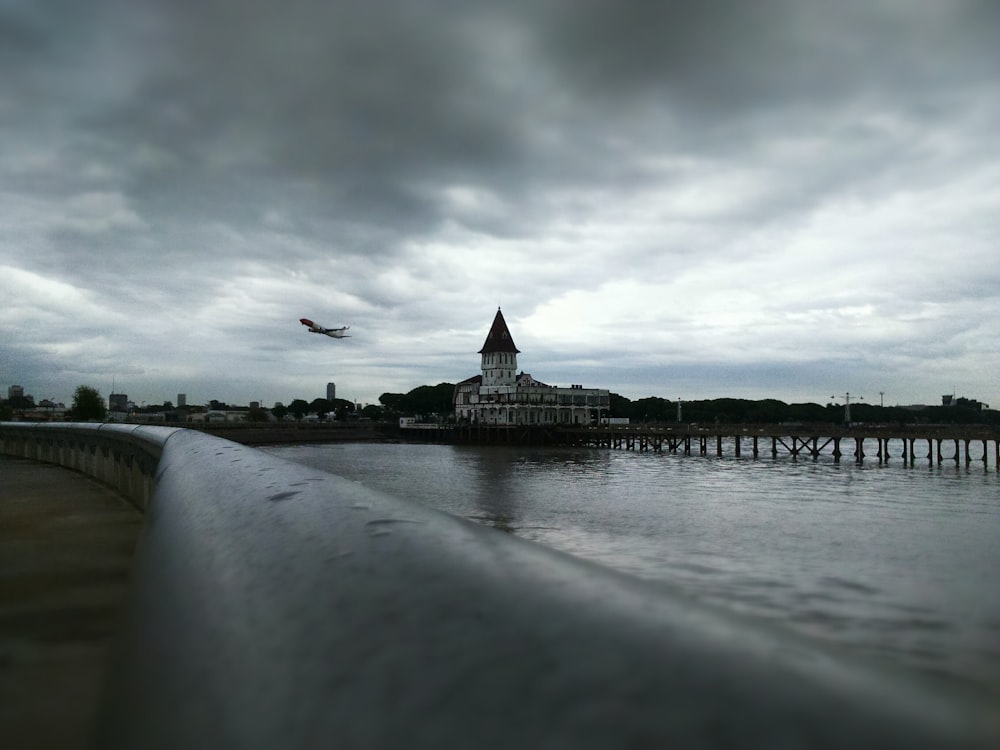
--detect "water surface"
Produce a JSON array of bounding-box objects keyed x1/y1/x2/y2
[{"x1": 264, "y1": 440, "x2": 1000, "y2": 700}]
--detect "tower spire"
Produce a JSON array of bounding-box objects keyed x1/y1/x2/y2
[
  {"x1": 478, "y1": 308, "x2": 520, "y2": 354},
  {"x1": 478, "y1": 308, "x2": 519, "y2": 389}
]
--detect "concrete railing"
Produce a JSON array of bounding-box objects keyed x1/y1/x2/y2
[
  {"x1": 0, "y1": 422, "x2": 180, "y2": 510},
  {"x1": 1, "y1": 423, "x2": 995, "y2": 747}
]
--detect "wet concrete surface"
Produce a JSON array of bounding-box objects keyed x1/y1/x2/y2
[{"x1": 0, "y1": 455, "x2": 142, "y2": 750}]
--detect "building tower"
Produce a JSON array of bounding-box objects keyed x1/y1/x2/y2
[
  {"x1": 327, "y1": 382, "x2": 336, "y2": 401},
  {"x1": 453, "y1": 308, "x2": 610, "y2": 426},
  {"x1": 478, "y1": 308, "x2": 520, "y2": 389}
]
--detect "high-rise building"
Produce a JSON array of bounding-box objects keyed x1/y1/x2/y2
[
  {"x1": 109, "y1": 393, "x2": 129, "y2": 412},
  {"x1": 327, "y1": 382, "x2": 336, "y2": 401},
  {"x1": 8, "y1": 385, "x2": 24, "y2": 400},
  {"x1": 177, "y1": 393, "x2": 187, "y2": 407}
]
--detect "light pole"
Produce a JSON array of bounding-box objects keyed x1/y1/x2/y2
[
  {"x1": 830, "y1": 392, "x2": 863, "y2": 425},
  {"x1": 676, "y1": 398, "x2": 683, "y2": 423}
]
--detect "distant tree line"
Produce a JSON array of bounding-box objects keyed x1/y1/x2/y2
[
  {"x1": 273, "y1": 398, "x2": 360, "y2": 422},
  {"x1": 1, "y1": 386, "x2": 137, "y2": 421},
  {"x1": 366, "y1": 384, "x2": 1000, "y2": 426},
  {"x1": 283, "y1": 385, "x2": 999, "y2": 426},
  {"x1": 10, "y1": 382, "x2": 995, "y2": 427},
  {"x1": 610, "y1": 395, "x2": 1000, "y2": 426},
  {"x1": 202, "y1": 384, "x2": 457, "y2": 423},
  {"x1": 0, "y1": 395, "x2": 31, "y2": 420},
  {"x1": 377, "y1": 383, "x2": 456, "y2": 421}
]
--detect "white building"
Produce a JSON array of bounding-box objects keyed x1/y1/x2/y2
[{"x1": 453, "y1": 309, "x2": 610, "y2": 426}]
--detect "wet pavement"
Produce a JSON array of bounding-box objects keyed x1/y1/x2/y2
[{"x1": 0, "y1": 455, "x2": 142, "y2": 750}]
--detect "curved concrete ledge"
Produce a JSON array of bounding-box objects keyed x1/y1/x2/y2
[
  {"x1": 0, "y1": 422, "x2": 180, "y2": 511},
  {"x1": 0, "y1": 424, "x2": 995, "y2": 747}
]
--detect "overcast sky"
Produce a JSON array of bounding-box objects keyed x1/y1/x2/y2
[{"x1": 3, "y1": 0, "x2": 998, "y2": 410}]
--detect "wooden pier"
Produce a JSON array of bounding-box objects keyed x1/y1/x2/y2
[{"x1": 412, "y1": 423, "x2": 1000, "y2": 470}]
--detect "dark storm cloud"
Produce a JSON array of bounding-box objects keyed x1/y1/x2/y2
[
  {"x1": 79, "y1": 1, "x2": 529, "y2": 233},
  {"x1": 0, "y1": 6, "x2": 43, "y2": 56},
  {"x1": 537, "y1": 1, "x2": 1000, "y2": 117},
  {"x1": 15, "y1": 0, "x2": 999, "y2": 243}
]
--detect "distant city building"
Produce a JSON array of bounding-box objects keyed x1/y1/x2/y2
[
  {"x1": 177, "y1": 393, "x2": 187, "y2": 407},
  {"x1": 942, "y1": 394, "x2": 989, "y2": 411},
  {"x1": 453, "y1": 308, "x2": 610, "y2": 426},
  {"x1": 130, "y1": 411, "x2": 167, "y2": 423},
  {"x1": 109, "y1": 393, "x2": 129, "y2": 412},
  {"x1": 8, "y1": 385, "x2": 24, "y2": 400},
  {"x1": 18, "y1": 400, "x2": 67, "y2": 421},
  {"x1": 327, "y1": 382, "x2": 336, "y2": 401},
  {"x1": 196, "y1": 410, "x2": 246, "y2": 423}
]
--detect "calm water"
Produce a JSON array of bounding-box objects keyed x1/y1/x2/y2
[{"x1": 264, "y1": 440, "x2": 1000, "y2": 699}]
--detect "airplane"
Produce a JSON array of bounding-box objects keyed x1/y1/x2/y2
[{"x1": 300, "y1": 318, "x2": 351, "y2": 338}]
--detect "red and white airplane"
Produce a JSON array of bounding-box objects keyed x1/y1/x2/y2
[{"x1": 300, "y1": 318, "x2": 351, "y2": 338}]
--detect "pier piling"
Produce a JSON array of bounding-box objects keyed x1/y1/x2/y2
[{"x1": 438, "y1": 424, "x2": 999, "y2": 471}]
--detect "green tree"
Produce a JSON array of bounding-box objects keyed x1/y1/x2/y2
[
  {"x1": 746, "y1": 399, "x2": 791, "y2": 423},
  {"x1": 785, "y1": 402, "x2": 830, "y2": 423},
  {"x1": 69, "y1": 385, "x2": 107, "y2": 422},
  {"x1": 271, "y1": 403, "x2": 289, "y2": 420},
  {"x1": 402, "y1": 383, "x2": 455, "y2": 417},
  {"x1": 361, "y1": 404, "x2": 384, "y2": 421},
  {"x1": 7, "y1": 394, "x2": 34, "y2": 410},
  {"x1": 309, "y1": 398, "x2": 333, "y2": 419},
  {"x1": 331, "y1": 399, "x2": 355, "y2": 420},
  {"x1": 3, "y1": 394, "x2": 32, "y2": 420},
  {"x1": 246, "y1": 406, "x2": 269, "y2": 423},
  {"x1": 609, "y1": 392, "x2": 632, "y2": 418},
  {"x1": 632, "y1": 396, "x2": 673, "y2": 423},
  {"x1": 379, "y1": 393, "x2": 406, "y2": 412},
  {"x1": 288, "y1": 399, "x2": 310, "y2": 420}
]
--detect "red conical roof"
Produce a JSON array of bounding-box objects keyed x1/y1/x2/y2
[{"x1": 478, "y1": 308, "x2": 520, "y2": 354}]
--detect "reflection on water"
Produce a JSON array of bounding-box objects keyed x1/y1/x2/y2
[
  {"x1": 264, "y1": 441, "x2": 1000, "y2": 701},
  {"x1": 458, "y1": 446, "x2": 615, "y2": 535},
  {"x1": 465, "y1": 513, "x2": 517, "y2": 534}
]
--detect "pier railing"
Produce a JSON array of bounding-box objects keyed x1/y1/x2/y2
[
  {"x1": 1, "y1": 422, "x2": 996, "y2": 747},
  {"x1": 565, "y1": 423, "x2": 1000, "y2": 466},
  {"x1": 433, "y1": 422, "x2": 1000, "y2": 468}
]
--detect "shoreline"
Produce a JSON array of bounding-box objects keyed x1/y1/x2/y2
[{"x1": 190, "y1": 423, "x2": 393, "y2": 446}]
